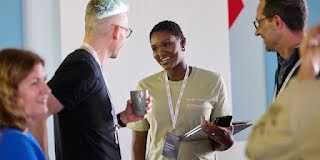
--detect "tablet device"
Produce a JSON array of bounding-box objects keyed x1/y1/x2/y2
[{"x1": 181, "y1": 121, "x2": 253, "y2": 141}]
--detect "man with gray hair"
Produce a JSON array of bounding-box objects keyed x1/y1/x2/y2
[
  {"x1": 254, "y1": 0, "x2": 308, "y2": 100},
  {"x1": 31, "y1": 0, "x2": 151, "y2": 160},
  {"x1": 246, "y1": 24, "x2": 320, "y2": 160}
]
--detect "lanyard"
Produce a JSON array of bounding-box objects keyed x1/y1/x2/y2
[
  {"x1": 164, "y1": 66, "x2": 189, "y2": 130},
  {"x1": 81, "y1": 42, "x2": 119, "y2": 130},
  {"x1": 272, "y1": 59, "x2": 301, "y2": 101}
]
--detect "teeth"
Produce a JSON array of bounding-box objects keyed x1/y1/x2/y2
[
  {"x1": 161, "y1": 57, "x2": 170, "y2": 62},
  {"x1": 39, "y1": 97, "x2": 48, "y2": 104}
]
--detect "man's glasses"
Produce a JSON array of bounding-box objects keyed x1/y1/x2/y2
[
  {"x1": 112, "y1": 24, "x2": 133, "y2": 38},
  {"x1": 253, "y1": 18, "x2": 267, "y2": 29}
]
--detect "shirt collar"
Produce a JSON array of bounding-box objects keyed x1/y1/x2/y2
[{"x1": 277, "y1": 48, "x2": 300, "y2": 67}]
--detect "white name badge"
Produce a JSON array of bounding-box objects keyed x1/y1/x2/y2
[{"x1": 162, "y1": 132, "x2": 181, "y2": 159}]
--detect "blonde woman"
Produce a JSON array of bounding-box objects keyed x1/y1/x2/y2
[{"x1": 0, "y1": 48, "x2": 51, "y2": 160}]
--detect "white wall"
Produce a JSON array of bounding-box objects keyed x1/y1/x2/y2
[
  {"x1": 59, "y1": 0, "x2": 231, "y2": 159},
  {"x1": 216, "y1": 1, "x2": 267, "y2": 159},
  {"x1": 22, "y1": 1, "x2": 61, "y2": 159},
  {"x1": 229, "y1": 0, "x2": 266, "y2": 140}
]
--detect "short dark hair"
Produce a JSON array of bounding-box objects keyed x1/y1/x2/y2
[
  {"x1": 149, "y1": 20, "x2": 185, "y2": 41},
  {"x1": 263, "y1": 0, "x2": 308, "y2": 32}
]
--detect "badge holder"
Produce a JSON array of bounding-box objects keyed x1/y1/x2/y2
[{"x1": 162, "y1": 132, "x2": 181, "y2": 159}]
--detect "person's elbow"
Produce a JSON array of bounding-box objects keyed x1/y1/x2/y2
[{"x1": 47, "y1": 93, "x2": 63, "y2": 116}]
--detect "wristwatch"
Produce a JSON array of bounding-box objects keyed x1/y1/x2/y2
[{"x1": 117, "y1": 113, "x2": 127, "y2": 127}]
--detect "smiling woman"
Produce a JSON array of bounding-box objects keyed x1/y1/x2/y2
[
  {"x1": 127, "y1": 20, "x2": 234, "y2": 160},
  {"x1": 0, "y1": 48, "x2": 50, "y2": 160}
]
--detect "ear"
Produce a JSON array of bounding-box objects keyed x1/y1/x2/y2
[
  {"x1": 180, "y1": 37, "x2": 186, "y2": 50},
  {"x1": 112, "y1": 25, "x2": 120, "y2": 40},
  {"x1": 273, "y1": 15, "x2": 284, "y2": 29}
]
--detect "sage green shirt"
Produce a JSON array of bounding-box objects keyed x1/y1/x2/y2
[{"x1": 128, "y1": 67, "x2": 231, "y2": 160}]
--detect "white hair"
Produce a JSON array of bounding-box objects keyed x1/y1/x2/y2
[{"x1": 85, "y1": 0, "x2": 129, "y2": 36}]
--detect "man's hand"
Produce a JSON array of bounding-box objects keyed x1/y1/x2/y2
[
  {"x1": 202, "y1": 120, "x2": 234, "y2": 150},
  {"x1": 119, "y1": 96, "x2": 152, "y2": 124}
]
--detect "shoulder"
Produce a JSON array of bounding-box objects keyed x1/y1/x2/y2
[
  {"x1": 65, "y1": 49, "x2": 96, "y2": 63},
  {"x1": 139, "y1": 70, "x2": 164, "y2": 85},
  {"x1": 135, "y1": 70, "x2": 165, "y2": 90},
  {"x1": 192, "y1": 67, "x2": 224, "y2": 83},
  {"x1": 0, "y1": 129, "x2": 41, "y2": 158},
  {"x1": 49, "y1": 49, "x2": 101, "y2": 86},
  {"x1": 58, "y1": 49, "x2": 100, "y2": 75},
  {"x1": 0, "y1": 128, "x2": 26, "y2": 142},
  {"x1": 193, "y1": 67, "x2": 221, "y2": 76},
  {"x1": 0, "y1": 129, "x2": 39, "y2": 148}
]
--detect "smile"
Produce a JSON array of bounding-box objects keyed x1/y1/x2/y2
[
  {"x1": 37, "y1": 97, "x2": 48, "y2": 105},
  {"x1": 160, "y1": 57, "x2": 170, "y2": 63}
]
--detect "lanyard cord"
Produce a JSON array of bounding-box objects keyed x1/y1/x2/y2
[
  {"x1": 272, "y1": 59, "x2": 301, "y2": 101},
  {"x1": 164, "y1": 66, "x2": 190, "y2": 130}
]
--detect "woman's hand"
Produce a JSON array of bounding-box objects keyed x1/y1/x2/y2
[{"x1": 202, "y1": 120, "x2": 234, "y2": 150}]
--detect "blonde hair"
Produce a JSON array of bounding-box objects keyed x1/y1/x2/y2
[
  {"x1": 84, "y1": 0, "x2": 128, "y2": 36},
  {"x1": 0, "y1": 48, "x2": 44, "y2": 131}
]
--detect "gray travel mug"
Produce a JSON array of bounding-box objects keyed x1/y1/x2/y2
[{"x1": 130, "y1": 90, "x2": 148, "y2": 116}]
